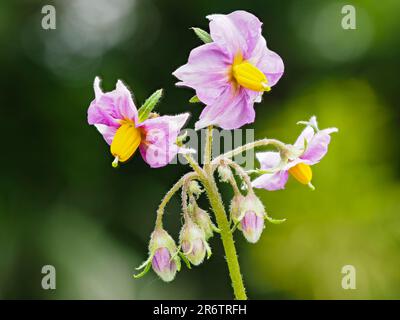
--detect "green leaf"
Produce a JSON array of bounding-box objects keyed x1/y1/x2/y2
[
  {"x1": 191, "y1": 27, "x2": 212, "y2": 43},
  {"x1": 189, "y1": 95, "x2": 201, "y2": 103},
  {"x1": 133, "y1": 261, "x2": 151, "y2": 279},
  {"x1": 138, "y1": 89, "x2": 163, "y2": 123}
]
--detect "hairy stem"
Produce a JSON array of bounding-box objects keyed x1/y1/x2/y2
[
  {"x1": 220, "y1": 158, "x2": 253, "y2": 193},
  {"x1": 181, "y1": 174, "x2": 198, "y2": 220},
  {"x1": 185, "y1": 154, "x2": 247, "y2": 299},
  {"x1": 212, "y1": 138, "x2": 287, "y2": 165},
  {"x1": 156, "y1": 172, "x2": 197, "y2": 228},
  {"x1": 204, "y1": 125, "x2": 213, "y2": 174},
  {"x1": 202, "y1": 176, "x2": 247, "y2": 300}
]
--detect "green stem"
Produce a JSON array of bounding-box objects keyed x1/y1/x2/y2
[
  {"x1": 204, "y1": 125, "x2": 213, "y2": 174},
  {"x1": 185, "y1": 155, "x2": 247, "y2": 300},
  {"x1": 212, "y1": 138, "x2": 287, "y2": 165},
  {"x1": 156, "y1": 172, "x2": 197, "y2": 228},
  {"x1": 202, "y1": 176, "x2": 247, "y2": 300}
]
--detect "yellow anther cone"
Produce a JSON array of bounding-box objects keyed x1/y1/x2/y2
[
  {"x1": 232, "y1": 61, "x2": 270, "y2": 92},
  {"x1": 288, "y1": 162, "x2": 313, "y2": 185},
  {"x1": 110, "y1": 122, "x2": 142, "y2": 165}
]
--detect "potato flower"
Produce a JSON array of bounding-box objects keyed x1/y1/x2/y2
[
  {"x1": 252, "y1": 116, "x2": 338, "y2": 190},
  {"x1": 87, "y1": 77, "x2": 190, "y2": 168},
  {"x1": 173, "y1": 10, "x2": 284, "y2": 130}
]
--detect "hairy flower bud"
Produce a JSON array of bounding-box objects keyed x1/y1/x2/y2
[
  {"x1": 149, "y1": 228, "x2": 180, "y2": 282},
  {"x1": 193, "y1": 206, "x2": 214, "y2": 240},
  {"x1": 180, "y1": 220, "x2": 210, "y2": 266},
  {"x1": 230, "y1": 194, "x2": 245, "y2": 223},
  {"x1": 233, "y1": 193, "x2": 265, "y2": 243},
  {"x1": 188, "y1": 180, "x2": 203, "y2": 198},
  {"x1": 240, "y1": 210, "x2": 264, "y2": 243},
  {"x1": 218, "y1": 164, "x2": 233, "y2": 182}
]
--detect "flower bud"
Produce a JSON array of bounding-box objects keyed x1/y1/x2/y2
[
  {"x1": 193, "y1": 206, "x2": 214, "y2": 240},
  {"x1": 180, "y1": 220, "x2": 210, "y2": 266},
  {"x1": 188, "y1": 180, "x2": 203, "y2": 198},
  {"x1": 230, "y1": 194, "x2": 245, "y2": 223},
  {"x1": 233, "y1": 193, "x2": 265, "y2": 243},
  {"x1": 149, "y1": 228, "x2": 180, "y2": 282},
  {"x1": 218, "y1": 164, "x2": 233, "y2": 182},
  {"x1": 240, "y1": 210, "x2": 264, "y2": 243}
]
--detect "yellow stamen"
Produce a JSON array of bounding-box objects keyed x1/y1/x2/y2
[
  {"x1": 232, "y1": 55, "x2": 270, "y2": 92},
  {"x1": 110, "y1": 121, "x2": 142, "y2": 166},
  {"x1": 288, "y1": 163, "x2": 313, "y2": 185}
]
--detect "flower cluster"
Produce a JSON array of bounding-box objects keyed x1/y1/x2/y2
[{"x1": 86, "y1": 10, "x2": 337, "y2": 299}]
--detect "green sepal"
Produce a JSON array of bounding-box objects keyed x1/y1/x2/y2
[
  {"x1": 176, "y1": 131, "x2": 188, "y2": 146},
  {"x1": 189, "y1": 95, "x2": 201, "y2": 103},
  {"x1": 135, "y1": 255, "x2": 153, "y2": 270},
  {"x1": 133, "y1": 261, "x2": 152, "y2": 279},
  {"x1": 179, "y1": 252, "x2": 192, "y2": 269},
  {"x1": 230, "y1": 220, "x2": 240, "y2": 233},
  {"x1": 138, "y1": 89, "x2": 163, "y2": 123},
  {"x1": 265, "y1": 215, "x2": 287, "y2": 224},
  {"x1": 205, "y1": 242, "x2": 212, "y2": 260},
  {"x1": 191, "y1": 27, "x2": 212, "y2": 43}
]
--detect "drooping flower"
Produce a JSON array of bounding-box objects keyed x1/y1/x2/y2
[
  {"x1": 149, "y1": 228, "x2": 181, "y2": 282},
  {"x1": 87, "y1": 77, "x2": 190, "y2": 168},
  {"x1": 252, "y1": 116, "x2": 338, "y2": 190},
  {"x1": 192, "y1": 205, "x2": 215, "y2": 240},
  {"x1": 180, "y1": 219, "x2": 211, "y2": 266},
  {"x1": 173, "y1": 10, "x2": 284, "y2": 130},
  {"x1": 232, "y1": 192, "x2": 265, "y2": 243}
]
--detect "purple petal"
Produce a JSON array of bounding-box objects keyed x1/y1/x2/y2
[
  {"x1": 195, "y1": 86, "x2": 255, "y2": 130},
  {"x1": 256, "y1": 151, "x2": 281, "y2": 170},
  {"x1": 152, "y1": 247, "x2": 177, "y2": 282},
  {"x1": 301, "y1": 128, "x2": 338, "y2": 164},
  {"x1": 87, "y1": 77, "x2": 139, "y2": 142},
  {"x1": 248, "y1": 36, "x2": 284, "y2": 87},
  {"x1": 138, "y1": 113, "x2": 189, "y2": 168},
  {"x1": 240, "y1": 210, "x2": 264, "y2": 243},
  {"x1": 293, "y1": 126, "x2": 315, "y2": 149},
  {"x1": 94, "y1": 124, "x2": 117, "y2": 145},
  {"x1": 252, "y1": 170, "x2": 289, "y2": 191},
  {"x1": 173, "y1": 43, "x2": 230, "y2": 105},
  {"x1": 207, "y1": 11, "x2": 262, "y2": 59}
]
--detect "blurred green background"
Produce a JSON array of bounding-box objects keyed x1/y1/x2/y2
[{"x1": 1, "y1": 0, "x2": 399, "y2": 299}]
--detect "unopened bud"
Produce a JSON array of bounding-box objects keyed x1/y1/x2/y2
[
  {"x1": 233, "y1": 193, "x2": 265, "y2": 243},
  {"x1": 218, "y1": 164, "x2": 232, "y2": 182},
  {"x1": 180, "y1": 220, "x2": 209, "y2": 266},
  {"x1": 149, "y1": 228, "x2": 180, "y2": 282},
  {"x1": 193, "y1": 206, "x2": 214, "y2": 240},
  {"x1": 188, "y1": 180, "x2": 203, "y2": 198},
  {"x1": 240, "y1": 210, "x2": 264, "y2": 243},
  {"x1": 230, "y1": 194, "x2": 245, "y2": 223}
]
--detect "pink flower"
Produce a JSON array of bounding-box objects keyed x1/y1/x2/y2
[
  {"x1": 173, "y1": 10, "x2": 284, "y2": 130},
  {"x1": 252, "y1": 116, "x2": 338, "y2": 190},
  {"x1": 87, "y1": 77, "x2": 190, "y2": 168}
]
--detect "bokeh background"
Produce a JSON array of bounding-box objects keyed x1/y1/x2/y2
[{"x1": 1, "y1": 0, "x2": 399, "y2": 299}]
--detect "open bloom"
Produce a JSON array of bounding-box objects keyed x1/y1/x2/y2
[
  {"x1": 87, "y1": 77, "x2": 190, "y2": 168},
  {"x1": 252, "y1": 116, "x2": 338, "y2": 190},
  {"x1": 173, "y1": 10, "x2": 284, "y2": 130}
]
